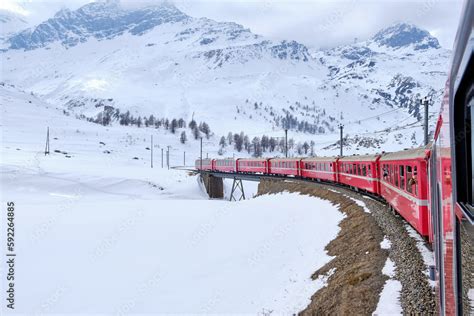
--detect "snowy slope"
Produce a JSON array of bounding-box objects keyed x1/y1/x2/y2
[
  {"x1": 0, "y1": 83, "x2": 344, "y2": 314},
  {"x1": 1, "y1": 2, "x2": 451, "y2": 155}
]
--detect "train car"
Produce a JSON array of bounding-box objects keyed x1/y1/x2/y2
[
  {"x1": 268, "y1": 158, "x2": 301, "y2": 176},
  {"x1": 195, "y1": 158, "x2": 214, "y2": 171},
  {"x1": 236, "y1": 158, "x2": 268, "y2": 174},
  {"x1": 430, "y1": 2, "x2": 473, "y2": 314},
  {"x1": 301, "y1": 157, "x2": 339, "y2": 182},
  {"x1": 214, "y1": 158, "x2": 236, "y2": 173},
  {"x1": 337, "y1": 154, "x2": 380, "y2": 194},
  {"x1": 379, "y1": 148, "x2": 431, "y2": 238}
]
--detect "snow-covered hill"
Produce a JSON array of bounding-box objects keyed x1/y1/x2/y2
[{"x1": 1, "y1": 2, "x2": 451, "y2": 155}]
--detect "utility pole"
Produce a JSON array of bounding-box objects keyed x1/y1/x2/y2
[
  {"x1": 339, "y1": 123, "x2": 344, "y2": 157},
  {"x1": 284, "y1": 129, "x2": 288, "y2": 158},
  {"x1": 422, "y1": 97, "x2": 430, "y2": 146},
  {"x1": 206, "y1": 153, "x2": 208, "y2": 159},
  {"x1": 161, "y1": 148, "x2": 164, "y2": 168},
  {"x1": 183, "y1": 151, "x2": 186, "y2": 166},
  {"x1": 167, "y1": 145, "x2": 171, "y2": 169},
  {"x1": 150, "y1": 135, "x2": 153, "y2": 168},
  {"x1": 44, "y1": 126, "x2": 50, "y2": 156},
  {"x1": 200, "y1": 137, "x2": 203, "y2": 171}
]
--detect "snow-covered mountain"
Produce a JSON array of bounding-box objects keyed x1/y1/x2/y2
[
  {"x1": 0, "y1": 9, "x2": 29, "y2": 42},
  {"x1": 1, "y1": 2, "x2": 451, "y2": 155}
]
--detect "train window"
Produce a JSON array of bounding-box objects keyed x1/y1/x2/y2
[
  {"x1": 400, "y1": 165, "x2": 405, "y2": 190},
  {"x1": 362, "y1": 165, "x2": 367, "y2": 176}
]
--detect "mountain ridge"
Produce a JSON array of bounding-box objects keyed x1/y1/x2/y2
[{"x1": 1, "y1": 2, "x2": 450, "y2": 154}]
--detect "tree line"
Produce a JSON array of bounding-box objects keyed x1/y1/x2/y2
[
  {"x1": 78, "y1": 107, "x2": 212, "y2": 144},
  {"x1": 219, "y1": 131, "x2": 316, "y2": 157}
]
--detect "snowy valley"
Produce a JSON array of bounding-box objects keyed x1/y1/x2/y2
[
  {"x1": 0, "y1": 1, "x2": 451, "y2": 314},
  {"x1": 1, "y1": 1, "x2": 451, "y2": 156}
]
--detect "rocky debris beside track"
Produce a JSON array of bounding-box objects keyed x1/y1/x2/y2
[
  {"x1": 257, "y1": 178, "x2": 437, "y2": 315},
  {"x1": 461, "y1": 223, "x2": 474, "y2": 315},
  {"x1": 339, "y1": 187, "x2": 437, "y2": 314}
]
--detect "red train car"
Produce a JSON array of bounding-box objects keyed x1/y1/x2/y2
[
  {"x1": 337, "y1": 154, "x2": 380, "y2": 194},
  {"x1": 379, "y1": 148, "x2": 431, "y2": 238},
  {"x1": 268, "y1": 158, "x2": 301, "y2": 176},
  {"x1": 430, "y1": 2, "x2": 473, "y2": 313},
  {"x1": 195, "y1": 158, "x2": 214, "y2": 171},
  {"x1": 214, "y1": 158, "x2": 235, "y2": 173},
  {"x1": 236, "y1": 158, "x2": 268, "y2": 174},
  {"x1": 301, "y1": 157, "x2": 338, "y2": 182}
]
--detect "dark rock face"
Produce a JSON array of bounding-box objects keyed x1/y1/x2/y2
[
  {"x1": 270, "y1": 40, "x2": 310, "y2": 61},
  {"x1": 372, "y1": 23, "x2": 440, "y2": 50},
  {"x1": 8, "y1": 2, "x2": 189, "y2": 50},
  {"x1": 341, "y1": 46, "x2": 375, "y2": 60}
]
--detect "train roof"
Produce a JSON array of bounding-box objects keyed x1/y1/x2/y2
[
  {"x1": 269, "y1": 157, "x2": 302, "y2": 161},
  {"x1": 379, "y1": 147, "x2": 430, "y2": 161},
  {"x1": 339, "y1": 154, "x2": 380, "y2": 162},
  {"x1": 302, "y1": 156, "x2": 338, "y2": 162},
  {"x1": 237, "y1": 158, "x2": 267, "y2": 161}
]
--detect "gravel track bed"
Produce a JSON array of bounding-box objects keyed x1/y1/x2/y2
[{"x1": 329, "y1": 186, "x2": 437, "y2": 314}]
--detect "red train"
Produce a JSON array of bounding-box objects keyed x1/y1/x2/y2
[
  {"x1": 196, "y1": 148, "x2": 431, "y2": 239},
  {"x1": 196, "y1": 3, "x2": 473, "y2": 312}
]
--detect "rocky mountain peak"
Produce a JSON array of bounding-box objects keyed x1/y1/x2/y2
[
  {"x1": 7, "y1": 1, "x2": 189, "y2": 50},
  {"x1": 372, "y1": 22, "x2": 440, "y2": 50}
]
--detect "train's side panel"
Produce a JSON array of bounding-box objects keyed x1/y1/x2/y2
[
  {"x1": 433, "y1": 2, "x2": 474, "y2": 313},
  {"x1": 268, "y1": 159, "x2": 300, "y2": 176},
  {"x1": 237, "y1": 159, "x2": 267, "y2": 174},
  {"x1": 379, "y1": 158, "x2": 430, "y2": 236},
  {"x1": 214, "y1": 159, "x2": 236, "y2": 173},
  {"x1": 337, "y1": 159, "x2": 379, "y2": 194},
  {"x1": 300, "y1": 159, "x2": 337, "y2": 182}
]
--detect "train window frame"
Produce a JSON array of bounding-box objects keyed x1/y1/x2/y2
[
  {"x1": 400, "y1": 165, "x2": 405, "y2": 190},
  {"x1": 389, "y1": 164, "x2": 393, "y2": 184},
  {"x1": 406, "y1": 165, "x2": 413, "y2": 194},
  {"x1": 453, "y1": 53, "x2": 474, "y2": 223}
]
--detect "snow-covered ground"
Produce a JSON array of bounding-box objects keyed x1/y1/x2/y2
[
  {"x1": 374, "y1": 257, "x2": 403, "y2": 315},
  {"x1": 0, "y1": 84, "x2": 344, "y2": 314}
]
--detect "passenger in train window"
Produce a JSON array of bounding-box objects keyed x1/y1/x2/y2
[
  {"x1": 383, "y1": 165, "x2": 388, "y2": 179},
  {"x1": 409, "y1": 166, "x2": 418, "y2": 195}
]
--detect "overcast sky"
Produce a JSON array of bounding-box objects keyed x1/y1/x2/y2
[{"x1": 1, "y1": 0, "x2": 464, "y2": 49}]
